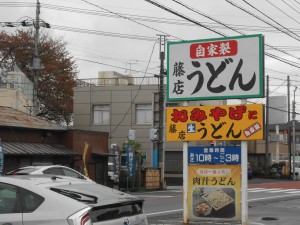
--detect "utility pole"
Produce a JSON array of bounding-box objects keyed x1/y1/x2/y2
[
  {"x1": 157, "y1": 34, "x2": 167, "y2": 187},
  {"x1": 265, "y1": 75, "x2": 269, "y2": 171},
  {"x1": 32, "y1": 0, "x2": 41, "y2": 116},
  {"x1": 292, "y1": 86, "x2": 297, "y2": 180},
  {"x1": 287, "y1": 76, "x2": 292, "y2": 178}
]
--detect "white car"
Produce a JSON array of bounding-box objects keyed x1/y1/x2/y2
[
  {"x1": 0, "y1": 175, "x2": 148, "y2": 225},
  {"x1": 0, "y1": 176, "x2": 91, "y2": 225},
  {"x1": 6, "y1": 165, "x2": 92, "y2": 182}
]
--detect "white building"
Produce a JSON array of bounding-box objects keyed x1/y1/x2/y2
[{"x1": 0, "y1": 66, "x2": 33, "y2": 114}]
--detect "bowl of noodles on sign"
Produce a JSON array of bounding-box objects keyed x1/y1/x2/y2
[
  {"x1": 194, "y1": 199, "x2": 212, "y2": 217},
  {"x1": 202, "y1": 188, "x2": 234, "y2": 211}
]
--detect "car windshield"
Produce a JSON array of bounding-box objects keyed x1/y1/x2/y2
[{"x1": 6, "y1": 167, "x2": 39, "y2": 175}]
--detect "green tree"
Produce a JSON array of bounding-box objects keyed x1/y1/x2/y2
[
  {"x1": 122, "y1": 140, "x2": 142, "y2": 155},
  {"x1": 0, "y1": 30, "x2": 77, "y2": 126}
]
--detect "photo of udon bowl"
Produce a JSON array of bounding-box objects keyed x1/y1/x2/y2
[
  {"x1": 194, "y1": 200, "x2": 212, "y2": 217},
  {"x1": 192, "y1": 187, "x2": 236, "y2": 218},
  {"x1": 202, "y1": 188, "x2": 234, "y2": 211}
]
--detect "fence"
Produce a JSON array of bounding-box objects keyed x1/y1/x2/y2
[{"x1": 76, "y1": 76, "x2": 166, "y2": 87}]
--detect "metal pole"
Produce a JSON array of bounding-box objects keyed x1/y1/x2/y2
[
  {"x1": 33, "y1": 0, "x2": 41, "y2": 116},
  {"x1": 276, "y1": 125, "x2": 279, "y2": 163},
  {"x1": 241, "y1": 99, "x2": 248, "y2": 225},
  {"x1": 265, "y1": 75, "x2": 269, "y2": 171},
  {"x1": 182, "y1": 101, "x2": 189, "y2": 224},
  {"x1": 287, "y1": 76, "x2": 292, "y2": 178},
  {"x1": 292, "y1": 86, "x2": 297, "y2": 180},
  {"x1": 157, "y1": 34, "x2": 167, "y2": 187},
  {"x1": 0, "y1": 139, "x2": 4, "y2": 176}
]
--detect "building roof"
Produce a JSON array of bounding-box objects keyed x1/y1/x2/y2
[
  {"x1": 269, "y1": 122, "x2": 300, "y2": 131},
  {"x1": 0, "y1": 106, "x2": 66, "y2": 130},
  {"x1": 2, "y1": 141, "x2": 80, "y2": 156}
]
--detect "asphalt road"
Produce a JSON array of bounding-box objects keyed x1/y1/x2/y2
[{"x1": 133, "y1": 178, "x2": 300, "y2": 225}]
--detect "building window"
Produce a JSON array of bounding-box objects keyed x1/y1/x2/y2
[
  {"x1": 136, "y1": 104, "x2": 152, "y2": 124},
  {"x1": 93, "y1": 105, "x2": 110, "y2": 125}
]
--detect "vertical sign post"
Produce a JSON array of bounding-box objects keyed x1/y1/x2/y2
[
  {"x1": 167, "y1": 34, "x2": 264, "y2": 224},
  {"x1": 241, "y1": 99, "x2": 248, "y2": 225},
  {"x1": 112, "y1": 145, "x2": 121, "y2": 177},
  {"x1": 126, "y1": 145, "x2": 136, "y2": 191},
  {"x1": 183, "y1": 101, "x2": 189, "y2": 223},
  {"x1": 126, "y1": 145, "x2": 136, "y2": 178}
]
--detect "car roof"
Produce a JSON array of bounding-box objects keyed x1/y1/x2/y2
[
  {"x1": 20, "y1": 165, "x2": 70, "y2": 169},
  {"x1": 6, "y1": 165, "x2": 92, "y2": 181},
  {"x1": 1, "y1": 175, "x2": 141, "y2": 206},
  {"x1": 0, "y1": 175, "x2": 90, "y2": 211},
  {"x1": 2, "y1": 174, "x2": 85, "y2": 184}
]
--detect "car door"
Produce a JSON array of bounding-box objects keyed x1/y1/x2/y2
[
  {"x1": 0, "y1": 183, "x2": 23, "y2": 225},
  {"x1": 21, "y1": 187, "x2": 60, "y2": 225}
]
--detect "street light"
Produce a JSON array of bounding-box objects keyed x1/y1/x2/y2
[
  {"x1": 21, "y1": 19, "x2": 50, "y2": 28},
  {"x1": 0, "y1": 19, "x2": 50, "y2": 29}
]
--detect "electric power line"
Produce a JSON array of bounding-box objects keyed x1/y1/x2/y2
[
  {"x1": 145, "y1": 0, "x2": 300, "y2": 70},
  {"x1": 76, "y1": 57, "x2": 157, "y2": 77},
  {"x1": 282, "y1": 0, "x2": 300, "y2": 17},
  {"x1": 171, "y1": 0, "x2": 300, "y2": 62},
  {"x1": 227, "y1": 0, "x2": 300, "y2": 42},
  {"x1": 80, "y1": 0, "x2": 182, "y2": 40},
  {"x1": 110, "y1": 41, "x2": 158, "y2": 135}
]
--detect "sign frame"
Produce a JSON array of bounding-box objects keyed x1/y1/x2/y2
[{"x1": 167, "y1": 34, "x2": 264, "y2": 101}]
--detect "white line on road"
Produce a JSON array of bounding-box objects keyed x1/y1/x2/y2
[
  {"x1": 248, "y1": 188, "x2": 266, "y2": 190},
  {"x1": 248, "y1": 193, "x2": 300, "y2": 202},
  {"x1": 268, "y1": 189, "x2": 298, "y2": 193},
  {"x1": 138, "y1": 195, "x2": 175, "y2": 198},
  {"x1": 249, "y1": 222, "x2": 265, "y2": 225},
  {"x1": 248, "y1": 188, "x2": 282, "y2": 192},
  {"x1": 146, "y1": 193, "x2": 300, "y2": 216},
  {"x1": 146, "y1": 209, "x2": 183, "y2": 216},
  {"x1": 285, "y1": 190, "x2": 300, "y2": 194}
]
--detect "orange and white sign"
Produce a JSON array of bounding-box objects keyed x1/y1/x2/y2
[{"x1": 166, "y1": 104, "x2": 264, "y2": 141}]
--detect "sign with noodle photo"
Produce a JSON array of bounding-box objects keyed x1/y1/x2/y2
[{"x1": 188, "y1": 164, "x2": 241, "y2": 222}]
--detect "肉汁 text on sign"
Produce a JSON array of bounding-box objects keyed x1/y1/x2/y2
[
  {"x1": 167, "y1": 34, "x2": 264, "y2": 101},
  {"x1": 166, "y1": 104, "x2": 264, "y2": 142}
]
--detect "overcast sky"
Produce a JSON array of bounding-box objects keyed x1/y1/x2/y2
[{"x1": 1, "y1": 0, "x2": 300, "y2": 110}]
